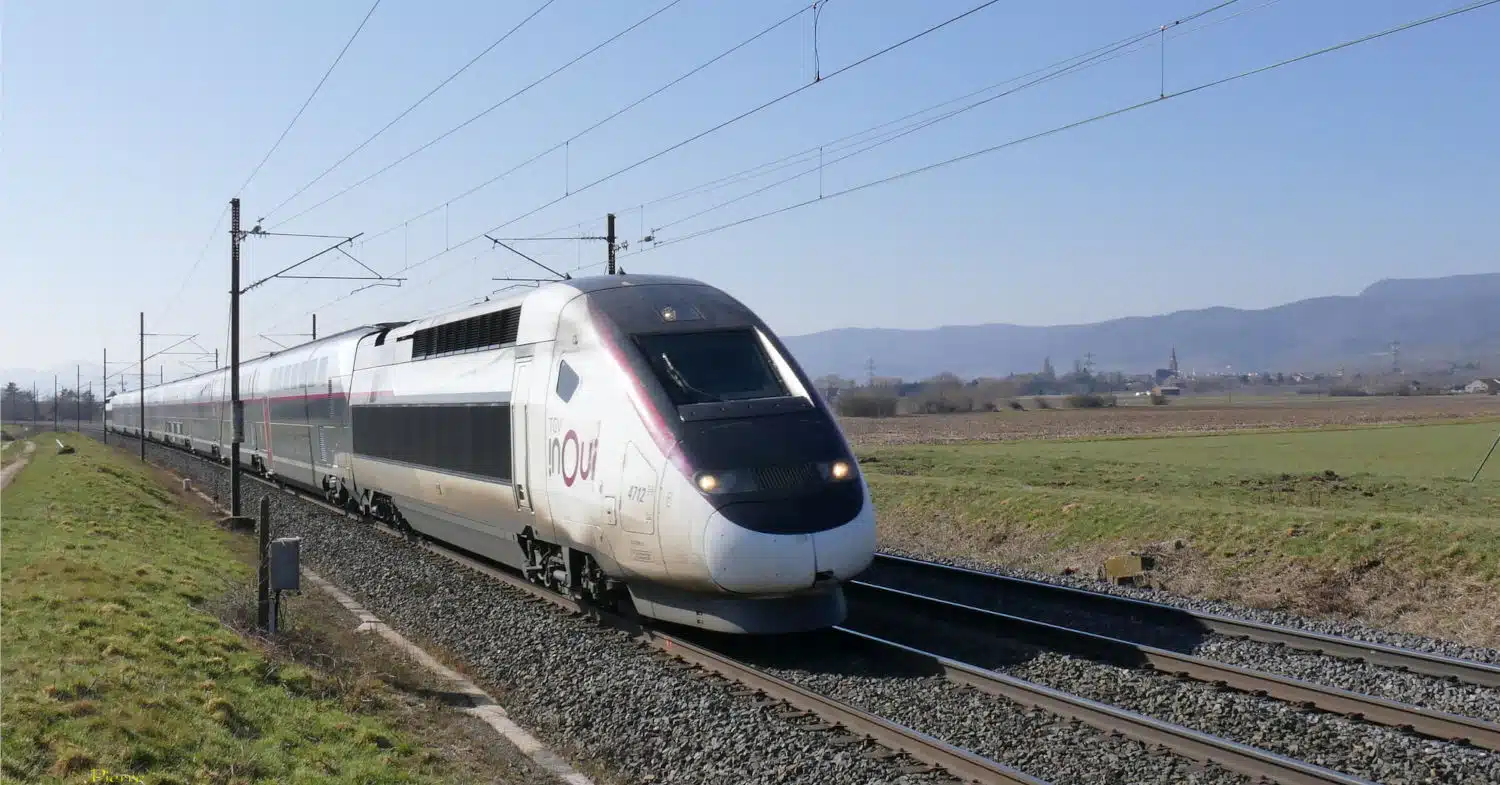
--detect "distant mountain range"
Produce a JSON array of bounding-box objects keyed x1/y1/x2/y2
[
  {"x1": 782, "y1": 273, "x2": 1500, "y2": 381},
  {"x1": 4, "y1": 274, "x2": 1497, "y2": 397}
]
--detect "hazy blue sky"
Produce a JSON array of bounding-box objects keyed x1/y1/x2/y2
[{"x1": 2, "y1": 0, "x2": 1496, "y2": 385}]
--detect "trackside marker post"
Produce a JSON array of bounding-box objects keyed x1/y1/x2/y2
[{"x1": 257, "y1": 495, "x2": 271, "y2": 631}]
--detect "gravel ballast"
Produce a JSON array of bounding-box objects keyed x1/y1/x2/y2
[
  {"x1": 1190, "y1": 637, "x2": 1500, "y2": 723},
  {"x1": 883, "y1": 547, "x2": 1500, "y2": 721},
  {"x1": 1001, "y1": 650, "x2": 1500, "y2": 784},
  {"x1": 746, "y1": 640, "x2": 1252, "y2": 785},
  {"x1": 108, "y1": 435, "x2": 950, "y2": 785}
]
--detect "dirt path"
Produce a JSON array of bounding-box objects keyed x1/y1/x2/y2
[{"x1": 1, "y1": 440, "x2": 36, "y2": 489}]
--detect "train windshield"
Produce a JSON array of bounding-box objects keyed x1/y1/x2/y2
[{"x1": 634, "y1": 328, "x2": 790, "y2": 405}]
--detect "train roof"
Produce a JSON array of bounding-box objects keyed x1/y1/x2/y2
[
  {"x1": 114, "y1": 274, "x2": 710, "y2": 397},
  {"x1": 117, "y1": 323, "x2": 387, "y2": 396},
  {"x1": 383, "y1": 273, "x2": 709, "y2": 343}
]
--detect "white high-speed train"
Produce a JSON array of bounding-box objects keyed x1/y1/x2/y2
[{"x1": 106, "y1": 274, "x2": 876, "y2": 633}]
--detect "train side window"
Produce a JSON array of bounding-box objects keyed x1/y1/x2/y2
[
  {"x1": 351, "y1": 403, "x2": 512, "y2": 481},
  {"x1": 555, "y1": 360, "x2": 579, "y2": 403}
]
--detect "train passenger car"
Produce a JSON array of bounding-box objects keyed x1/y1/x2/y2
[{"x1": 106, "y1": 274, "x2": 876, "y2": 633}]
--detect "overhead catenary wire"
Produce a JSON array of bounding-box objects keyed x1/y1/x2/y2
[
  {"x1": 265, "y1": 0, "x2": 1278, "y2": 341},
  {"x1": 264, "y1": 0, "x2": 689, "y2": 229},
  {"x1": 660, "y1": 0, "x2": 1282, "y2": 228},
  {"x1": 470, "y1": 0, "x2": 1009, "y2": 241},
  {"x1": 145, "y1": 1, "x2": 379, "y2": 338},
  {"x1": 259, "y1": 0, "x2": 1009, "y2": 329},
  {"x1": 263, "y1": 0, "x2": 1230, "y2": 331},
  {"x1": 271, "y1": 217, "x2": 590, "y2": 335},
  {"x1": 356, "y1": 1, "x2": 816, "y2": 248},
  {"x1": 423, "y1": 0, "x2": 1246, "y2": 265},
  {"x1": 367, "y1": 220, "x2": 588, "y2": 313},
  {"x1": 104, "y1": 334, "x2": 207, "y2": 388},
  {"x1": 380, "y1": 232, "x2": 613, "y2": 326},
  {"x1": 626, "y1": 0, "x2": 1271, "y2": 218},
  {"x1": 625, "y1": 0, "x2": 1500, "y2": 255},
  {"x1": 383, "y1": 0, "x2": 1008, "y2": 283},
  {"x1": 256, "y1": 0, "x2": 561, "y2": 223},
  {"x1": 645, "y1": 1, "x2": 1248, "y2": 235},
  {"x1": 149, "y1": 203, "x2": 231, "y2": 331},
  {"x1": 235, "y1": 0, "x2": 383, "y2": 198}
]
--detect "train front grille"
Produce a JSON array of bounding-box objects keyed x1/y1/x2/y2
[{"x1": 752, "y1": 463, "x2": 821, "y2": 492}]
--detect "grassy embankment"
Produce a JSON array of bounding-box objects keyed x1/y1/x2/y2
[
  {"x1": 0, "y1": 432, "x2": 525, "y2": 784},
  {"x1": 863, "y1": 419, "x2": 1500, "y2": 647},
  {"x1": 1, "y1": 425, "x2": 27, "y2": 468}
]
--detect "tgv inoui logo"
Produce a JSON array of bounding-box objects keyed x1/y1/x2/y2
[{"x1": 548, "y1": 428, "x2": 598, "y2": 487}]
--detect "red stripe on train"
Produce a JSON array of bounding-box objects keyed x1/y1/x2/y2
[{"x1": 586, "y1": 300, "x2": 692, "y2": 477}]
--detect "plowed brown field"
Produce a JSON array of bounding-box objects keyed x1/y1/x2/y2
[{"x1": 840, "y1": 394, "x2": 1500, "y2": 446}]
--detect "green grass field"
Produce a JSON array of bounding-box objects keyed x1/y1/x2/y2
[
  {"x1": 985, "y1": 419, "x2": 1500, "y2": 480},
  {"x1": 0, "y1": 433, "x2": 487, "y2": 784},
  {"x1": 863, "y1": 419, "x2": 1500, "y2": 644}
]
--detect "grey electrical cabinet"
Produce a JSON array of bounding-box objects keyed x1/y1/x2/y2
[{"x1": 269, "y1": 537, "x2": 302, "y2": 592}]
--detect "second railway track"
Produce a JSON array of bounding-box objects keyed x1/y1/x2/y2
[
  {"x1": 841, "y1": 578, "x2": 1500, "y2": 751},
  {"x1": 862, "y1": 553, "x2": 1500, "y2": 690}
]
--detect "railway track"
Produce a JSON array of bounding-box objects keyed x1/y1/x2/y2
[
  {"x1": 861, "y1": 553, "x2": 1500, "y2": 690},
  {"x1": 431, "y1": 546, "x2": 1048, "y2": 785},
  {"x1": 86, "y1": 427, "x2": 1500, "y2": 785},
  {"x1": 719, "y1": 627, "x2": 1383, "y2": 785},
  {"x1": 842, "y1": 578, "x2": 1500, "y2": 751}
]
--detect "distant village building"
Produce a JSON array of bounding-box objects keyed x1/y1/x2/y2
[
  {"x1": 1153, "y1": 347, "x2": 1181, "y2": 384},
  {"x1": 1153, "y1": 385, "x2": 1182, "y2": 397},
  {"x1": 1464, "y1": 378, "x2": 1500, "y2": 394}
]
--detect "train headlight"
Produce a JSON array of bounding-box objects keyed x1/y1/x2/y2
[
  {"x1": 816, "y1": 459, "x2": 858, "y2": 483},
  {"x1": 693, "y1": 469, "x2": 757, "y2": 495}
]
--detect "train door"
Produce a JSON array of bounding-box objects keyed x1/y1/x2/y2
[
  {"x1": 512, "y1": 359, "x2": 534, "y2": 511},
  {"x1": 618, "y1": 443, "x2": 657, "y2": 535},
  {"x1": 616, "y1": 442, "x2": 665, "y2": 575}
]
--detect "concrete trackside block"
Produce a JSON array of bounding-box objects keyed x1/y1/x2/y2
[{"x1": 303, "y1": 568, "x2": 596, "y2": 785}]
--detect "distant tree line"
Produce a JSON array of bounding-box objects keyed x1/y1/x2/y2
[
  {"x1": 1, "y1": 381, "x2": 104, "y2": 423},
  {"x1": 815, "y1": 354, "x2": 1489, "y2": 418},
  {"x1": 818, "y1": 358, "x2": 1141, "y2": 418}
]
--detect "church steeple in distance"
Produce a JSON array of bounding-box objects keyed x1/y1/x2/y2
[{"x1": 1170, "y1": 348, "x2": 1179, "y2": 375}]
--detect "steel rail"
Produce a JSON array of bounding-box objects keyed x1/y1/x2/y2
[
  {"x1": 643, "y1": 632, "x2": 1050, "y2": 785},
  {"x1": 89, "y1": 427, "x2": 1049, "y2": 785},
  {"x1": 868, "y1": 552, "x2": 1500, "y2": 688},
  {"x1": 845, "y1": 579, "x2": 1500, "y2": 751},
  {"x1": 835, "y1": 627, "x2": 1379, "y2": 785}
]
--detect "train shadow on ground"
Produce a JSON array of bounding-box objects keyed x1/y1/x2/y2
[
  {"x1": 853, "y1": 559, "x2": 1219, "y2": 658},
  {"x1": 672, "y1": 628, "x2": 960, "y2": 681},
  {"x1": 670, "y1": 624, "x2": 1062, "y2": 684}
]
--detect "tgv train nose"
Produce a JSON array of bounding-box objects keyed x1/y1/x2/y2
[
  {"x1": 702, "y1": 499, "x2": 877, "y2": 594},
  {"x1": 703, "y1": 512, "x2": 816, "y2": 593}
]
